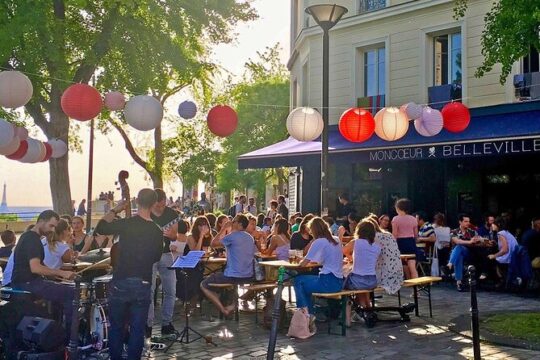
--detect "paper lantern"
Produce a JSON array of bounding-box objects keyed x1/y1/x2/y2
[
  {"x1": 442, "y1": 102, "x2": 470, "y2": 133},
  {"x1": 286, "y1": 107, "x2": 323, "y2": 142},
  {"x1": 19, "y1": 138, "x2": 44, "y2": 163},
  {"x1": 0, "y1": 136, "x2": 20, "y2": 156},
  {"x1": 14, "y1": 126, "x2": 29, "y2": 140},
  {"x1": 403, "y1": 102, "x2": 423, "y2": 120},
  {"x1": 48, "y1": 139, "x2": 68, "y2": 158},
  {"x1": 104, "y1": 91, "x2": 126, "y2": 111},
  {"x1": 41, "y1": 142, "x2": 53, "y2": 162},
  {"x1": 338, "y1": 108, "x2": 375, "y2": 143},
  {"x1": 61, "y1": 84, "x2": 103, "y2": 121},
  {"x1": 178, "y1": 100, "x2": 197, "y2": 119},
  {"x1": 0, "y1": 71, "x2": 33, "y2": 108},
  {"x1": 124, "y1": 95, "x2": 163, "y2": 131},
  {"x1": 374, "y1": 107, "x2": 409, "y2": 141},
  {"x1": 0, "y1": 119, "x2": 15, "y2": 146},
  {"x1": 207, "y1": 105, "x2": 238, "y2": 137},
  {"x1": 6, "y1": 139, "x2": 28, "y2": 160},
  {"x1": 414, "y1": 107, "x2": 443, "y2": 137}
]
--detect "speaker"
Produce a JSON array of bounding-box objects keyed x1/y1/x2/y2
[{"x1": 16, "y1": 317, "x2": 65, "y2": 353}]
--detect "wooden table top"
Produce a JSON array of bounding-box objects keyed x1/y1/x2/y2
[
  {"x1": 202, "y1": 257, "x2": 227, "y2": 264},
  {"x1": 255, "y1": 252, "x2": 277, "y2": 260},
  {"x1": 0, "y1": 257, "x2": 8, "y2": 265},
  {"x1": 259, "y1": 260, "x2": 321, "y2": 269},
  {"x1": 400, "y1": 254, "x2": 416, "y2": 260}
]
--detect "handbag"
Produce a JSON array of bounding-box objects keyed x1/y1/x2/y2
[
  {"x1": 287, "y1": 309, "x2": 315, "y2": 339},
  {"x1": 431, "y1": 246, "x2": 440, "y2": 277}
]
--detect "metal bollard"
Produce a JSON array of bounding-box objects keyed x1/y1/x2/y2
[
  {"x1": 468, "y1": 265, "x2": 481, "y2": 360},
  {"x1": 267, "y1": 266, "x2": 286, "y2": 360}
]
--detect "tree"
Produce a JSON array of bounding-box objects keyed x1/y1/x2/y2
[
  {"x1": 0, "y1": 1, "x2": 256, "y2": 213},
  {"x1": 454, "y1": 0, "x2": 540, "y2": 83},
  {"x1": 213, "y1": 44, "x2": 290, "y2": 200}
]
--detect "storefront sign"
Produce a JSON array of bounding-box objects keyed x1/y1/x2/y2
[{"x1": 366, "y1": 137, "x2": 540, "y2": 162}]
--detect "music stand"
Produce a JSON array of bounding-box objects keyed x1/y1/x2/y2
[{"x1": 168, "y1": 251, "x2": 217, "y2": 349}]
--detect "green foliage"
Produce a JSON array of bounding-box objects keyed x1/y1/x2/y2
[
  {"x1": 0, "y1": 213, "x2": 18, "y2": 221},
  {"x1": 212, "y1": 44, "x2": 290, "y2": 196},
  {"x1": 454, "y1": 0, "x2": 540, "y2": 84}
]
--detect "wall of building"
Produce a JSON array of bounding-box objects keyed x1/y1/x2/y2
[{"x1": 291, "y1": 0, "x2": 517, "y2": 125}]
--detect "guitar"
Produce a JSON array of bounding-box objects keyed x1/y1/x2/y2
[{"x1": 110, "y1": 170, "x2": 131, "y2": 268}]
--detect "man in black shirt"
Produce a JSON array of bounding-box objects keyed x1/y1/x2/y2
[
  {"x1": 94, "y1": 189, "x2": 163, "y2": 360},
  {"x1": 11, "y1": 211, "x2": 76, "y2": 332},
  {"x1": 277, "y1": 195, "x2": 289, "y2": 220},
  {"x1": 147, "y1": 188, "x2": 179, "y2": 336},
  {"x1": 336, "y1": 193, "x2": 356, "y2": 228}
]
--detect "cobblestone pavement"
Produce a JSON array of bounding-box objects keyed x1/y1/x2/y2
[{"x1": 146, "y1": 283, "x2": 540, "y2": 360}]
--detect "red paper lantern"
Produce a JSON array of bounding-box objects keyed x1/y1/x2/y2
[
  {"x1": 442, "y1": 102, "x2": 470, "y2": 133},
  {"x1": 41, "y1": 142, "x2": 53, "y2": 162},
  {"x1": 339, "y1": 108, "x2": 375, "y2": 143},
  {"x1": 6, "y1": 139, "x2": 28, "y2": 160},
  {"x1": 207, "y1": 105, "x2": 238, "y2": 137},
  {"x1": 61, "y1": 84, "x2": 103, "y2": 121}
]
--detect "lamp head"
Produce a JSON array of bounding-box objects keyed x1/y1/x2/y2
[{"x1": 305, "y1": 4, "x2": 348, "y2": 31}]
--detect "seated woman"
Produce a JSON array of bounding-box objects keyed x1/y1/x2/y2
[
  {"x1": 42, "y1": 219, "x2": 78, "y2": 269},
  {"x1": 338, "y1": 213, "x2": 361, "y2": 243},
  {"x1": 71, "y1": 216, "x2": 89, "y2": 252},
  {"x1": 342, "y1": 219, "x2": 381, "y2": 326},
  {"x1": 488, "y1": 217, "x2": 518, "y2": 286},
  {"x1": 262, "y1": 218, "x2": 291, "y2": 260},
  {"x1": 293, "y1": 217, "x2": 344, "y2": 324},
  {"x1": 175, "y1": 219, "x2": 205, "y2": 304},
  {"x1": 290, "y1": 213, "x2": 315, "y2": 254}
]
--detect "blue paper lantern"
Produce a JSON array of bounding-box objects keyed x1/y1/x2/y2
[{"x1": 178, "y1": 100, "x2": 197, "y2": 119}]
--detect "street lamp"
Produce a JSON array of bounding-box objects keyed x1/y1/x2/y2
[{"x1": 305, "y1": 4, "x2": 348, "y2": 215}]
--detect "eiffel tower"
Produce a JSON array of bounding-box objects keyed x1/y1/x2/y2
[{"x1": 0, "y1": 182, "x2": 7, "y2": 210}]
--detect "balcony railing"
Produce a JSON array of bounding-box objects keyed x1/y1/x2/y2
[
  {"x1": 514, "y1": 72, "x2": 540, "y2": 101},
  {"x1": 428, "y1": 83, "x2": 462, "y2": 110},
  {"x1": 358, "y1": 0, "x2": 387, "y2": 14},
  {"x1": 357, "y1": 94, "x2": 386, "y2": 114}
]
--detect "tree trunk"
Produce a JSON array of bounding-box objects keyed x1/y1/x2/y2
[
  {"x1": 47, "y1": 110, "x2": 72, "y2": 214},
  {"x1": 152, "y1": 125, "x2": 164, "y2": 189}
]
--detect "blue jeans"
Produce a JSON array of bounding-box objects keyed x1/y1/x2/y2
[
  {"x1": 449, "y1": 245, "x2": 470, "y2": 281},
  {"x1": 293, "y1": 273, "x2": 343, "y2": 314},
  {"x1": 148, "y1": 253, "x2": 176, "y2": 327},
  {"x1": 108, "y1": 278, "x2": 152, "y2": 360}
]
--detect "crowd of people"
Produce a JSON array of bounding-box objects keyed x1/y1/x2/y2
[{"x1": 1, "y1": 188, "x2": 539, "y2": 358}]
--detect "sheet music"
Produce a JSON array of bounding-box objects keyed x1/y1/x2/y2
[{"x1": 170, "y1": 250, "x2": 205, "y2": 269}]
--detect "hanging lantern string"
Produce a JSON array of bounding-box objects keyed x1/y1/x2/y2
[{"x1": 2, "y1": 65, "x2": 537, "y2": 112}]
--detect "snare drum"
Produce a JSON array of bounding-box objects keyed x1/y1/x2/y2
[
  {"x1": 59, "y1": 281, "x2": 91, "y2": 304},
  {"x1": 92, "y1": 275, "x2": 113, "y2": 303}
]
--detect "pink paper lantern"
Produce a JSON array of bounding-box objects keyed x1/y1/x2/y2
[
  {"x1": 0, "y1": 119, "x2": 15, "y2": 146},
  {"x1": 207, "y1": 105, "x2": 238, "y2": 137},
  {"x1": 104, "y1": 91, "x2": 126, "y2": 111},
  {"x1": 14, "y1": 126, "x2": 29, "y2": 140},
  {"x1": 48, "y1": 139, "x2": 68, "y2": 158},
  {"x1": 0, "y1": 136, "x2": 20, "y2": 156},
  {"x1": 61, "y1": 84, "x2": 103, "y2": 121},
  {"x1": 414, "y1": 107, "x2": 443, "y2": 137},
  {"x1": 403, "y1": 102, "x2": 423, "y2": 120}
]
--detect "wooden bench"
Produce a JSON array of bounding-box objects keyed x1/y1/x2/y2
[
  {"x1": 241, "y1": 283, "x2": 278, "y2": 323},
  {"x1": 312, "y1": 288, "x2": 382, "y2": 336},
  {"x1": 398, "y1": 276, "x2": 442, "y2": 317}
]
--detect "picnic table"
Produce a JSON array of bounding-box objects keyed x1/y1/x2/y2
[{"x1": 201, "y1": 256, "x2": 227, "y2": 275}]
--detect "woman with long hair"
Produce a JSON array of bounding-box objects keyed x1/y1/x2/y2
[
  {"x1": 71, "y1": 216, "x2": 88, "y2": 252},
  {"x1": 338, "y1": 213, "x2": 361, "y2": 242},
  {"x1": 262, "y1": 218, "x2": 291, "y2": 260},
  {"x1": 215, "y1": 214, "x2": 228, "y2": 233},
  {"x1": 391, "y1": 198, "x2": 419, "y2": 278},
  {"x1": 294, "y1": 217, "x2": 344, "y2": 321},
  {"x1": 43, "y1": 219, "x2": 78, "y2": 269},
  {"x1": 189, "y1": 216, "x2": 213, "y2": 252},
  {"x1": 378, "y1": 214, "x2": 391, "y2": 232},
  {"x1": 290, "y1": 213, "x2": 315, "y2": 253}
]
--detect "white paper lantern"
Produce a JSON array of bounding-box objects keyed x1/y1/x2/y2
[
  {"x1": 0, "y1": 119, "x2": 15, "y2": 146},
  {"x1": 403, "y1": 102, "x2": 423, "y2": 120},
  {"x1": 0, "y1": 136, "x2": 20, "y2": 155},
  {"x1": 414, "y1": 107, "x2": 443, "y2": 137},
  {"x1": 0, "y1": 71, "x2": 33, "y2": 108},
  {"x1": 124, "y1": 95, "x2": 163, "y2": 131},
  {"x1": 178, "y1": 100, "x2": 197, "y2": 119},
  {"x1": 286, "y1": 107, "x2": 324, "y2": 142},
  {"x1": 19, "y1": 138, "x2": 43, "y2": 163},
  {"x1": 48, "y1": 139, "x2": 68, "y2": 158},
  {"x1": 374, "y1": 107, "x2": 409, "y2": 141}
]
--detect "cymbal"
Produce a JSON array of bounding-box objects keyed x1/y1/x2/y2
[{"x1": 78, "y1": 248, "x2": 111, "y2": 263}]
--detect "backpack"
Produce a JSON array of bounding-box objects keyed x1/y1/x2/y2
[{"x1": 228, "y1": 205, "x2": 237, "y2": 217}]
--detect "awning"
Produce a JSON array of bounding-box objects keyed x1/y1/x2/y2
[{"x1": 238, "y1": 101, "x2": 540, "y2": 169}]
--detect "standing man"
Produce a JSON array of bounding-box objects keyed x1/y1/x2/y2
[
  {"x1": 477, "y1": 214, "x2": 496, "y2": 241},
  {"x1": 147, "y1": 189, "x2": 179, "y2": 336},
  {"x1": 246, "y1": 197, "x2": 257, "y2": 216},
  {"x1": 235, "y1": 195, "x2": 247, "y2": 215},
  {"x1": 521, "y1": 216, "x2": 540, "y2": 267},
  {"x1": 77, "y1": 199, "x2": 87, "y2": 216},
  {"x1": 198, "y1": 192, "x2": 212, "y2": 213},
  {"x1": 94, "y1": 189, "x2": 163, "y2": 360},
  {"x1": 277, "y1": 195, "x2": 289, "y2": 220},
  {"x1": 10, "y1": 211, "x2": 76, "y2": 335},
  {"x1": 336, "y1": 193, "x2": 355, "y2": 228}
]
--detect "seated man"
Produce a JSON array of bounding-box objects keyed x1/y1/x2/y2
[
  {"x1": 445, "y1": 214, "x2": 492, "y2": 291},
  {"x1": 521, "y1": 216, "x2": 540, "y2": 268},
  {"x1": 10, "y1": 211, "x2": 76, "y2": 334},
  {"x1": 200, "y1": 214, "x2": 256, "y2": 316},
  {"x1": 0, "y1": 230, "x2": 16, "y2": 271}
]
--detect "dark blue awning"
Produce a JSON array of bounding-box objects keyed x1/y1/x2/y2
[{"x1": 238, "y1": 101, "x2": 540, "y2": 169}]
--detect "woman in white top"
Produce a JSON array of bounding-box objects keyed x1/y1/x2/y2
[
  {"x1": 488, "y1": 217, "x2": 518, "y2": 284},
  {"x1": 294, "y1": 217, "x2": 344, "y2": 317},
  {"x1": 43, "y1": 219, "x2": 77, "y2": 269}
]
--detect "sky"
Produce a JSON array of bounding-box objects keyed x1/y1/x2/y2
[{"x1": 0, "y1": 0, "x2": 290, "y2": 207}]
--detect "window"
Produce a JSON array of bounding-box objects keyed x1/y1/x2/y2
[
  {"x1": 364, "y1": 47, "x2": 385, "y2": 97},
  {"x1": 433, "y1": 32, "x2": 462, "y2": 86},
  {"x1": 358, "y1": 0, "x2": 386, "y2": 14},
  {"x1": 523, "y1": 46, "x2": 539, "y2": 73}
]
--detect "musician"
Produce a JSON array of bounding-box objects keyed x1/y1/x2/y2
[
  {"x1": 10, "y1": 211, "x2": 76, "y2": 336},
  {"x1": 94, "y1": 189, "x2": 163, "y2": 360},
  {"x1": 147, "y1": 188, "x2": 179, "y2": 336}
]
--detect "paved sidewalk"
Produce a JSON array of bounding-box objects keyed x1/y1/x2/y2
[{"x1": 147, "y1": 284, "x2": 540, "y2": 359}]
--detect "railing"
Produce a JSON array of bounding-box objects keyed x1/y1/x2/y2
[{"x1": 358, "y1": 0, "x2": 387, "y2": 14}]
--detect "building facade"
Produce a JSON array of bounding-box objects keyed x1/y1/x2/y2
[{"x1": 239, "y1": 0, "x2": 540, "y2": 231}]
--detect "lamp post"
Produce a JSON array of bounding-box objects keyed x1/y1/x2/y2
[{"x1": 305, "y1": 4, "x2": 348, "y2": 214}]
